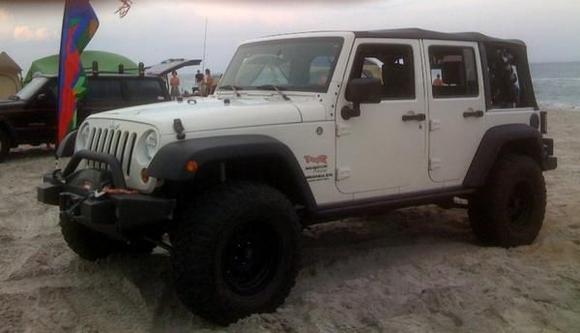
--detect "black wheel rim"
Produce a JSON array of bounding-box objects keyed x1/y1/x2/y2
[
  {"x1": 222, "y1": 220, "x2": 281, "y2": 296},
  {"x1": 507, "y1": 181, "x2": 534, "y2": 227}
]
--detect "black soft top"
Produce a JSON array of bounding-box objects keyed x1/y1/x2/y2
[{"x1": 354, "y1": 28, "x2": 526, "y2": 47}]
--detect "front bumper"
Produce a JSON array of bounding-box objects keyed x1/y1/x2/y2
[{"x1": 37, "y1": 150, "x2": 175, "y2": 237}]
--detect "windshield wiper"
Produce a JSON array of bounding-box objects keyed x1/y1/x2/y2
[
  {"x1": 218, "y1": 84, "x2": 242, "y2": 97},
  {"x1": 255, "y1": 84, "x2": 291, "y2": 101},
  {"x1": 8, "y1": 95, "x2": 20, "y2": 101}
]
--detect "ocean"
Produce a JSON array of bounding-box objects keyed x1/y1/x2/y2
[
  {"x1": 531, "y1": 62, "x2": 580, "y2": 109},
  {"x1": 176, "y1": 62, "x2": 580, "y2": 109}
]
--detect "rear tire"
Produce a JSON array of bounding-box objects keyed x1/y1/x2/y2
[
  {"x1": 170, "y1": 182, "x2": 301, "y2": 325},
  {"x1": 468, "y1": 154, "x2": 546, "y2": 247},
  {"x1": 0, "y1": 129, "x2": 11, "y2": 162}
]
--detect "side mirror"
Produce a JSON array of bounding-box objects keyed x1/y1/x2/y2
[{"x1": 342, "y1": 78, "x2": 383, "y2": 120}]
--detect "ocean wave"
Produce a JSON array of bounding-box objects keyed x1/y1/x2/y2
[
  {"x1": 539, "y1": 101, "x2": 579, "y2": 110},
  {"x1": 533, "y1": 77, "x2": 580, "y2": 82}
]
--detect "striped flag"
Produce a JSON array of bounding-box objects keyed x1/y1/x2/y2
[{"x1": 57, "y1": 0, "x2": 99, "y2": 143}]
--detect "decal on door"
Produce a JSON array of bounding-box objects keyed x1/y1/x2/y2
[{"x1": 304, "y1": 155, "x2": 333, "y2": 182}]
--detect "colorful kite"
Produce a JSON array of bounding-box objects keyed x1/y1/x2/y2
[{"x1": 57, "y1": 0, "x2": 99, "y2": 143}]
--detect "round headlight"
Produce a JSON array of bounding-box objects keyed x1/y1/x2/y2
[
  {"x1": 77, "y1": 123, "x2": 91, "y2": 149},
  {"x1": 143, "y1": 130, "x2": 159, "y2": 160}
]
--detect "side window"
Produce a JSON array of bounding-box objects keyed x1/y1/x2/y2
[
  {"x1": 125, "y1": 79, "x2": 165, "y2": 102},
  {"x1": 429, "y1": 46, "x2": 479, "y2": 98},
  {"x1": 38, "y1": 79, "x2": 58, "y2": 104},
  {"x1": 351, "y1": 44, "x2": 415, "y2": 100},
  {"x1": 86, "y1": 79, "x2": 123, "y2": 102},
  {"x1": 46, "y1": 79, "x2": 58, "y2": 99},
  {"x1": 487, "y1": 46, "x2": 531, "y2": 108}
]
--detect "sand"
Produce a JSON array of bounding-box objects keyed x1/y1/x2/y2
[{"x1": 0, "y1": 107, "x2": 579, "y2": 332}]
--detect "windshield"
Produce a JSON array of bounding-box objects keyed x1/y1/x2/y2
[
  {"x1": 219, "y1": 37, "x2": 343, "y2": 93},
  {"x1": 15, "y1": 77, "x2": 49, "y2": 100}
]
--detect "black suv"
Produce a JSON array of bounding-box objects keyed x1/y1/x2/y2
[{"x1": 0, "y1": 74, "x2": 170, "y2": 161}]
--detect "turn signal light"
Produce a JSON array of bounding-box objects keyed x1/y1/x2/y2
[
  {"x1": 141, "y1": 168, "x2": 150, "y2": 183},
  {"x1": 185, "y1": 160, "x2": 199, "y2": 173}
]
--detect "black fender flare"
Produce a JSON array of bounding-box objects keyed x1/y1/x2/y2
[
  {"x1": 56, "y1": 130, "x2": 77, "y2": 158},
  {"x1": 147, "y1": 134, "x2": 316, "y2": 211},
  {"x1": 463, "y1": 124, "x2": 543, "y2": 188}
]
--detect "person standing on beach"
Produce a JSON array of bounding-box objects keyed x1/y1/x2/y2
[
  {"x1": 170, "y1": 70, "x2": 181, "y2": 99},
  {"x1": 204, "y1": 69, "x2": 214, "y2": 96},
  {"x1": 195, "y1": 69, "x2": 204, "y2": 95},
  {"x1": 433, "y1": 74, "x2": 444, "y2": 86}
]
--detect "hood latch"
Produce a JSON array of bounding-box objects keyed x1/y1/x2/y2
[{"x1": 173, "y1": 119, "x2": 186, "y2": 140}]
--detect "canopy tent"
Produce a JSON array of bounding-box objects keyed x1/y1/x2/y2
[
  {"x1": 0, "y1": 52, "x2": 22, "y2": 99},
  {"x1": 24, "y1": 50, "x2": 138, "y2": 83}
]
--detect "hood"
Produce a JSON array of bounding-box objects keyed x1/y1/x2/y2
[
  {"x1": 89, "y1": 96, "x2": 307, "y2": 135},
  {"x1": 0, "y1": 98, "x2": 25, "y2": 109}
]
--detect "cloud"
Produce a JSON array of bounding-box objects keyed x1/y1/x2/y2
[
  {"x1": 13, "y1": 25, "x2": 56, "y2": 41},
  {"x1": 165, "y1": 0, "x2": 380, "y2": 3},
  {"x1": 173, "y1": 2, "x2": 296, "y2": 24},
  {"x1": 1, "y1": 0, "x2": 378, "y2": 3},
  {"x1": 0, "y1": 8, "x2": 9, "y2": 20}
]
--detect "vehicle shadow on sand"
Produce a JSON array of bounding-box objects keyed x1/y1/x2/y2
[
  {"x1": 87, "y1": 205, "x2": 475, "y2": 330},
  {"x1": 6, "y1": 146, "x2": 54, "y2": 162}
]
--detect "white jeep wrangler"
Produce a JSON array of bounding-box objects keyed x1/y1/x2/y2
[{"x1": 38, "y1": 28, "x2": 557, "y2": 324}]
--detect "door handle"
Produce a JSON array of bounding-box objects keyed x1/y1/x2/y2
[
  {"x1": 402, "y1": 113, "x2": 426, "y2": 122},
  {"x1": 463, "y1": 109, "x2": 484, "y2": 118}
]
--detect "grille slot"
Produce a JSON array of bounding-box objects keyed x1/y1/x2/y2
[
  {"x1": 126, "y1": 133, "x2": 137, "y2": 176},
  {"x1": 83, "y1": 126, "x2": 138, "y2": 176}
]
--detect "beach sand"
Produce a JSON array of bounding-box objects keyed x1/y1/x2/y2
[{"x1": 0, "y1": 107, "x2": 579, "y2": 332}]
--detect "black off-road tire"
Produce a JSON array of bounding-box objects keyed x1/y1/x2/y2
[
  {"x1": 170, "y1": 182, "x2": 301, "y2": 325},
  {"x1": 60, "y1": 215, "x2": 125, "y2": 261},
  {"x1": 468, "y1": 154, "x2": 546, "y2": 247},
  {"x1": 0, "y1": 129, "x2": 11, "y2": 162}
]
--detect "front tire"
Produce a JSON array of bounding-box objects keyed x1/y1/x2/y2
[
  {"x1": 468, "y1": 154, "x2": 546, "y2": 247},
  {"x1": 170, "y1": 182, "x2": 301, "y2": 325}
]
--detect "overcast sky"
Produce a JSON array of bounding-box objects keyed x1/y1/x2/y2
[{"x1": 1, "y1": 0, "x2": 579, "y2": 74}]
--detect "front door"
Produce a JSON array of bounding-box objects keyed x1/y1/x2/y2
[
  {"x1": 423, "y1": 40, "x2": 486, "y2": 184},
  {"x1": 336, "y1": 39, "x2": 427, "y2": 195},
  {"x1": 14, "y1": 79, "x2": 58, "y2": 144}
]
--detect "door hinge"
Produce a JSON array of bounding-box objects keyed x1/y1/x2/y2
[
  {"x1": 429, "y1": 158, "x2": 442, "y2": 171},
  {"x1": 336, "y1": 123, "x2": 351, "y2": 137},
  {"x1": 336, "y1": 167, "x2": 351, "y2": 181},
  {"x1": 429, "y1": 119, "x2": 441, "y2": 131}
]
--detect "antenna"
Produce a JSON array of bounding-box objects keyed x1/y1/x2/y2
[{"x1": 201, "y1": 17, "x2": 208, "y2": 71}]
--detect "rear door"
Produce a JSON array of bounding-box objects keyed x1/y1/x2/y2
[{"x1": 423, "y1": 40, "x2": 486, "y2": 184}]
